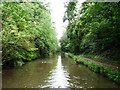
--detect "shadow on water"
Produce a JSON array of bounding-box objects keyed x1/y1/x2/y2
[
  {"x1": 62, "y1": 57, "x2": 119, "y2": 88},
  {"x1": 2, "y1": 55, "x2": 119, "y2": 88}
]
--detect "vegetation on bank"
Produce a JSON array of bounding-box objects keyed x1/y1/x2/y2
[
  {"x1": 61, "y1": 1, "x2": 120, "y2": 83},
  {"x1": 2, "y1": 2, "x2": 58, "y2": 67},
  {"x1": 60, "y1": 1, "x2": 120, "y2": 62},
  {"x1": 64, "y1": 52, "x2": 120, "y2": 84},
  {"x1": 61, "y1": 1, "x2": 120, "y2": 84}
]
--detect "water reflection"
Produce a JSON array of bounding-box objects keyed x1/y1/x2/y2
[
  {"x1": 3, "y1": 55, "x2": 119, "y2": 88},
  {"x1": 47, "y1": 55, "x2": 69, "y2": 88}
]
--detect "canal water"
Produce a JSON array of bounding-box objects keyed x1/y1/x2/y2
[{"x1": 2, "y1": 55, "x2": 119, "y2": 88}]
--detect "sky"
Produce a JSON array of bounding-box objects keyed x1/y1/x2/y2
[
  {"x1": 47, "y1": 0, "x2": 68, "y2": 40},
  {"x1": 42, "y1": 0, "x2": 86, "y2": 40}
]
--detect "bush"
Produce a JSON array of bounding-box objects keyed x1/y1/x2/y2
[{"x1": 65, "y1": 53, "x2": 120, "y2": 84}]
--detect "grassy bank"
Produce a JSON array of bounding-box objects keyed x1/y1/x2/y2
[
  {"x1": 64, "y1": 52, "x2": 120, "y2": 84},
  {"x1": 79, "y1": 53, "x2": 120, "y2": 65}
]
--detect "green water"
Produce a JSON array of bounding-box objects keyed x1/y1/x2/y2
[{"x1": 2, "y1": 55, "x2": 119, "y2": 88}]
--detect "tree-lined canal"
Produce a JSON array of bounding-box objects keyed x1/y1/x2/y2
[{"x1": 2, "y1": 55, "x2": 119, "y2": 88}]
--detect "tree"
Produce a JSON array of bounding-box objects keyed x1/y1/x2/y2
[
  {"x1": 61, "y1": 1, "x2": 120, "y2": 61},
  {"x1": 2, "y1": 2, "x2": 58, "y2": 67}
]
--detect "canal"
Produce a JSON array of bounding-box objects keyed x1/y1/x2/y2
[{"x1": 2, "y1": 55, "x2": 119, "y2": 88}]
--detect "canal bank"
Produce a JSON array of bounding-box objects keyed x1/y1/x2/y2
[
  {"x1": 2, "y1": 55, "x2": 119, "y2": 88},
  {"x1": 64, "y1": 53, "x2": 120, "y2": 85}
]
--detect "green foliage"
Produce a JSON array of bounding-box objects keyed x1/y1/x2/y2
[
  {"x1": 61, "y1": 2, "x2": 120, "y2": 61},
  {"x1": 65, "y1": 52, "x2": 120, "y2": 84},
  {"x1": 64, "y1": 1, "x2": 76, "y2": 22},
  {"x1": 2, "y1": 2, "x2": 57, "y2": 67}
]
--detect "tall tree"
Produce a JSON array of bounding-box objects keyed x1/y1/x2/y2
[
  {"x1": 61, "y1": 1, "x2": 120, "y2": 60},
  {"x1": 2, "y1": 2, "x2": 58, "y2": 67}
]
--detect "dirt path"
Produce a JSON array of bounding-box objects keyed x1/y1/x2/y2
[{"x1": 83, "y1": 57, "x2": 120, "y2": 72}]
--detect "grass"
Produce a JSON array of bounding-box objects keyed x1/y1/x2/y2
[
  {"x1": 64, "y1": 52, "x2": 120, "y2": 84},
  {"x1": 79, "y1": 53, "x2": 120, "y2": 65}
]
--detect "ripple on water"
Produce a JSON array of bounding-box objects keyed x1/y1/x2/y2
[
  {"x1": 3, "y1": 55, "x2": 120, "y2": 88},
  {"x1": 42, "y1": 55, "x2": 70, "y2": 88}
]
